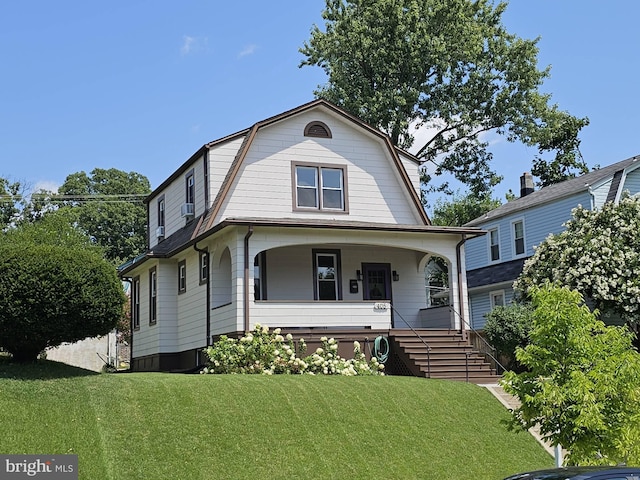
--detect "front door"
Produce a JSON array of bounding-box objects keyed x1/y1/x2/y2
[{"x1": 362, "y1": 263, "x2": 391, "y2": 301}]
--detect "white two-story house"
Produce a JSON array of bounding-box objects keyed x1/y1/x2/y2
[
  {"x1": 119, "y1": 100, "x2": 488, "y2": 375},
  {"x1": 464, "y1": 155, "x2": 640, "y2": 330}
]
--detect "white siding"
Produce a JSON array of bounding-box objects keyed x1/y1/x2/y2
[
  {"x1": 208, "y1": 136, "x2": 245, "y2": 208},
  {"x1": 147, "y1": 154, "x2": 206, "y2": 248},
  {"x1": 175, "y1": 249, "x2": 207, "y2": 352},
  {"x1": 215, "y1": 109, "x2": 423, "y2": 225}
]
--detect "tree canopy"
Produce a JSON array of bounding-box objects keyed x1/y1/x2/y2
[
  {"x1": 0, "y1": 216, "x2": 125, "y2": 362},
  {"x1": 0, "y1": 177, "x2": 23, "y2": 228},
  {"x1": 515, "y1": 196, "x2": 640, "y2": 331},
  {"x1": 430, "y1": 191, "x2": 502, "y2": 226},
  {"x1": 503, "y1": 285, "x2": 640, "y2": 465},
  {"x1": 300, "y1": 0, "x2": 589, "y2": 196},
  {"x1": 55, "y1": 168, "x2": 151, "y2": 264}
]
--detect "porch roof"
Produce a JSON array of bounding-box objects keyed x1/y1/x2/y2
[{"x1": 118, "y1": 215, "x2": 485, "y2": 275}]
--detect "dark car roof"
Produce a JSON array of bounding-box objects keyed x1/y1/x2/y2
[{"x1": 504, "y1": 466, "x2": 640, "y2": 479}]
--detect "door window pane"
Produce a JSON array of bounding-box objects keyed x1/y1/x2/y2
[{"x1": 316, "y1": 253, "x2": 337, "y2": 300}]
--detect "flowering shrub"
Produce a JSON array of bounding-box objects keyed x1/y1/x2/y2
[
  {"x1": 201, "y1": 324, "x2": 384, "y2": 376},
  {"x1": 515, "y1": 196, "x2": 640, "y2": 327}
]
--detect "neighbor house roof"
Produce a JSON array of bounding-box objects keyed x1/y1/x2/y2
[{"x1": 465, "y1": 154, "x2": 640, "y2": 227}]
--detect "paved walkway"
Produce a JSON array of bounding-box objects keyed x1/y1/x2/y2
[{"x1": 483, "y1": 383, "x2": 556, "y2": 457}]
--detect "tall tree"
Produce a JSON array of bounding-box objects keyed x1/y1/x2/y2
[
  {"x1": 55, "y1": 168, "x2": 151, "y2": 264},
  {"x1": 0, "y1": 177, "x2": 23, "y2": 228},
  {"x1": 430, "y1": 191, "x2": 502, "y2": 226},
  {"x1": 300, "y1": 0, "x2": 589, "y2": 196}
]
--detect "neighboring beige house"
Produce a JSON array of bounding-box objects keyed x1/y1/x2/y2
[{"x1": 119, "y1": 100, "x2": 494, "y2": 381}]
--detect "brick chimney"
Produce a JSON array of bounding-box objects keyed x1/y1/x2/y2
[{"x1": 520, "y1": 172, "x2": 534, "y2": 197}]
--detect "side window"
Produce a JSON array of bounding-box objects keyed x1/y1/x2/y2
[
  {"x1": 178, "y1": 260, "x2": 187, "y2": 294},
  {"x1": 254, "y1": 251, "x2": 267, "y2": 301},
  {"x1": 149, "y1": 267, "x2": 157, "y2": 325},
  {"x1": 186, "y1": 172, "x2": 195, "y2": 205},
  {"x1": 313, "y1": 249, "x2": 342, "y2": 300},
  {"x1": 132, "y1": 276, "x2": 140, "y2": 330},
  {"x1": 158, "y1": 197, "x2": 165, "y2": 228},
  {"x1": 490, "y1": 290, "x2": 505, "y2": 309},
  {"x1": 199, "y1": 250, "x2": 208, "y2": 286},
  {"x1": 512, "y1": 219, "x2": 525, "y2": 256},
  {"x1": 489, "y1": 228, "x2": 500, "y2": 262}
]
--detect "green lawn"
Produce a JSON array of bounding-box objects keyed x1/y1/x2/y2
[{"x1": 0, "y1": 358, "x2": 553, "y2": 479}]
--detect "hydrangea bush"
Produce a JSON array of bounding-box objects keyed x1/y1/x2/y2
[{"x1": 201, "y1": 324, "x2": 384, "y2": 376}]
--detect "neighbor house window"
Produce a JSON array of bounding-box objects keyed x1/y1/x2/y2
[
  {"x1": 512, "y1": 219, "x2": 525, "y2": 256},
  {"x1": 199, "y1": 250, "x2": 208, "y2": 285},
  {"x1": 185, "y1": 171, "x2": 195, "y2": 205},
  {"x1": 132, "y1": 276, "x2": 140, "y2": 330},
  {"x1": 313, "y1": 249, "x2": 342, "y2": 301},
  {"x1": 489, "y1": 228, "x2": 500, "y2": 262},
  {"x1": 490, "y1": 290, "x2": 505, "y2": 309},
  {"x1": 149, "y1": 267, "x2": 157, "y2": 325},
  {"x1": 178, "y1": 260, "x2": 186, "y2": 294},
  {"x1": 293, "y1": 163, "x2": 347, "y2": 212}
]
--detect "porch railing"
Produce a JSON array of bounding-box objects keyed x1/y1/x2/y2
[{"x1": 449, "y1": 305, "x2": 507, "y2": 376}]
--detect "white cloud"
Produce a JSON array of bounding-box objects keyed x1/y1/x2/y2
[
  {"x1": 181, "y1": 35, "x2": 196, "y2": 55},
  {"x1": 33, "y1": 180, "x2": 59, "y2": 193},
  {"x1": 180, "y1": 35, "x2": 208, "y2": 56},
  {"x1": 238, "y1": 44, "x2": 258, "y2": 58}
]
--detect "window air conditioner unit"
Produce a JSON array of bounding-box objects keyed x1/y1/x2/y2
[
  {"x1": 181, "y1": 203, "x2": 195, "y2": 218},
  {"x1": 155, "y1": 226, "x2": 165, "y2": 238}
]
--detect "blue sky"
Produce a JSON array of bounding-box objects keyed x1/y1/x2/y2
[{"x1": 1, "y1": 1, "x2": 639, "y2": 207}]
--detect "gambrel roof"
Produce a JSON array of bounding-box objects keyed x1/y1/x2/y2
[
  {"x1": 194, "y1": 99, "x2": 430, "y2": 235},
  {"x1": 465, "y1": 155, "x2": 640, "y2": 227}
]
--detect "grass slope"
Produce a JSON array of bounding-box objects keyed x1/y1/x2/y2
[{"x1": 0, "y1": 359, "x2": 552, "y2": 479}]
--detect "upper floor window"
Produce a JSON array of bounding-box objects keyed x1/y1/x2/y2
[
  {"x1": 304, "y1": 121, "x2": 332, "y2": 138},
  {"x1": 178, "y1": 260, "x2": 187, "y2": 294},
  {"x1": 293, "y1": 163, "x2": 347, "y2": 212},
  {"x1": 313, "y1": 249, "x2": 342, "y2": 301},
  {"x1": 156, "y1": 196, "x2": 165, "y2": 239},
  {"x1": 185, "y1": 171, "x2": 195, "y2": 205},
  {"x1": 489, "y1": 228, "x2": 500, "y2": 262},
  {"x1": 512, "y1": 220, "x2": 525, "y2": 256}
]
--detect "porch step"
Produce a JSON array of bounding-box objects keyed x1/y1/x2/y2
[{"x1": 388, "y1": 329, "x2": 501, "y2": 384}]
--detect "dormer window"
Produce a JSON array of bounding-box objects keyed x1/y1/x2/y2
[
  {"x1": 292, "y1": 162, "x2": 348, "y2": 213},
  {"x1": 304, "y1": 121, "x2": 332, "y2": 138}
]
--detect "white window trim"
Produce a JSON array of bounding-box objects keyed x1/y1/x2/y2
[
  {"x1": 490, "y1": 289, "x2": 506, "y2": 309},
  {"x1": 511, "y1": 218, "x2": 526, "y2": 258},
  {"x1": 487, "y1": 226, "x2": 500, "y2": 263},
  {"x1": 178, "y1": 260, "x2": 187, "y2": 294}
]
